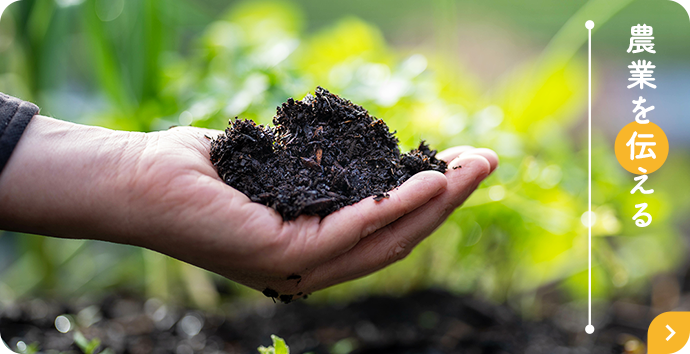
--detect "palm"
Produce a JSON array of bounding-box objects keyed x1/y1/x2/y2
[{"x1": 130, "y1": 126, "x2": 497, "y2": 301}]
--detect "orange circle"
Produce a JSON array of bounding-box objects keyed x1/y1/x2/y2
[{"x1": 614, "y1": 121, "x2": 668, "y2": 175}]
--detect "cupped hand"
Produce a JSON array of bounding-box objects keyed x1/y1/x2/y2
[
  {"x1": 124, "y1": 126, "x2": 497, "y2": 301},
  {"x1": 0, "y1": 115, "x2": 497, "y2": 302}
]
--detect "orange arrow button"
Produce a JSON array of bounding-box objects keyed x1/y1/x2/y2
[{"x1": 649, "y1": 312, "x2": 690, "y2": 353}]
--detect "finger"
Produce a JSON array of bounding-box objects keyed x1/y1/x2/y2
[
  {"x1": 306, "y1": 170, "x2": 448, "y2": 266},
  {"x1": 437, "y1": 146, "x2": 499, "y2": 173},
  {"x1": 463, "y1": 148, "x2": 499, "y2": 173},
  {"x1": 436, "y1": 145, "x2": 475, "y2": 163},
  {"x1": 301, "y1": 154, "x2": 492, "y2": 292}
]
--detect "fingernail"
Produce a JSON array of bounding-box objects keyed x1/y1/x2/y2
[
  {"x1": 448, "y1": 155, "x2": 490, "y2": 182},
  {"x1": 447, "y1": 156, "x2": 463, "y2": 170},
  {"x1": 447, "y1": 154, "x2": 479, "y2": 169}
]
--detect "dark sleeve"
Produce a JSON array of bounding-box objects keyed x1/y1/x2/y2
[{"x1": 0, "y1": 93, "x2": 40, "y2": 175}]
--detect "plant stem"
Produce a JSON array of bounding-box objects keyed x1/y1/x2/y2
[{"x1": 0, "y1": 337, "x2": 14, "y2": 354}]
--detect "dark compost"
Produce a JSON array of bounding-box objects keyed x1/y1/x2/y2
[{"x1": 210, "y1": 87, "x2": 447, "y2": 220}]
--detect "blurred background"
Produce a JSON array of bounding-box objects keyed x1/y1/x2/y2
[{"x1": 1, "y1": 0, "x2": 690, "y2": 352}]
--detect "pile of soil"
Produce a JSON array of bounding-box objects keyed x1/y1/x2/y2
[{"x1": 210, "y1": 87, "x2": 446, "y2": 220}]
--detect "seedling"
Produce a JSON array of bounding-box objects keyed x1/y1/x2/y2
[{"x1": 257, "y1": 335, "x2": 290, "y2": 354}]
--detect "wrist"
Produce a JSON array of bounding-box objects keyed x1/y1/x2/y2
[{"x1": 0, "y1": 115, "x2": 148, "y2": 241}]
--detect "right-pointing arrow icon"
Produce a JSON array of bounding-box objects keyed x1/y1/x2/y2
[
  {"x1": 649, "y1": 312, "x2": 690, "y2": 352},
  {"x1": 667, "y1": 325, "x2": 676, "y2": 341}
]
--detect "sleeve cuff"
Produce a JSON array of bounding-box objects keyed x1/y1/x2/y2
[{"x1": 0, "y1": 93, "x2": 40, "y2": 175}]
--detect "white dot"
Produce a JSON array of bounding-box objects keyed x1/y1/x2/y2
[
  {"x1": 612, "y1": 270, "x2": 629, "y2": 288},
  {"x1": 55, "y1": 315, "x2": 72, "y2": 333},
  {"x1": 585, "y1": 324, "x2": 595, "y2": 334},
  {"x1": 179, "y1": 111, "x2": 194, "y2": 126},
  {"x1": 178, "y1": 314, "x2": 203, "y2": 337},
  {"x1": 488, "y1": 185, "x2": 506, "y2": 201},
  {"x1": 16, "y1": 341, "x2": 27, "y2": 352},
  {"x1": 585, "y1": 20, "x2": 595, "y2": 29},
  {"x1": 581, "y1": 211, "x2": 597, "y2": 227},
  {"x1": 95, "y1": 0, "x2": 124, "y2": 22}
]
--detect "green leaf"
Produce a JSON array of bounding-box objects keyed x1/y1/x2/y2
[
  {"x1": 257, "y1": 345, "x2": 274, "y2": 354},
  {"x1": 330, "y1": 338, "x2": 357, "y2": 354},
  {"x1": 73, "y1": 331, "x2": 101, "y2": 354},
  {"x1": 257, "y1": 335, "x2": 289, "y2": 354},
  {"x1": 271, "y1": 335, "x2": 289, "y2": 354},
  {"x1": 16, "y1": 342, "x2": 40, "y2": 354}
]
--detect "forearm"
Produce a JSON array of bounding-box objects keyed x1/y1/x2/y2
[{"x1": 0, "y1": 115, "x2": 147, "y2": 243}]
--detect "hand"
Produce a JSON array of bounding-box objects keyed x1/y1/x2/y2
[
  {"x1": 0, "y1": 116, "x2": 498, "y2": 302},
  {"x1": 123, "y1": 126, "x2": 498, "y2": 301}
]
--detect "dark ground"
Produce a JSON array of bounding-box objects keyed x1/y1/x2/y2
[{"x1": 0, "y1": 288, "x2": 649, "y2": 354}]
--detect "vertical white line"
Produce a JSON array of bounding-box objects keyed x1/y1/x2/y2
[
  {"x1": 588, "y1": 24, "x2": 592, "y2": 331},
  {"x1": 585, "y1": 20, "x2": 594, "y2": 335}
]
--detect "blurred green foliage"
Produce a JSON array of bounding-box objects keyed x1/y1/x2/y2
[{"x1": 1, "y1": 0, "x2": 688, "y2": 316}]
